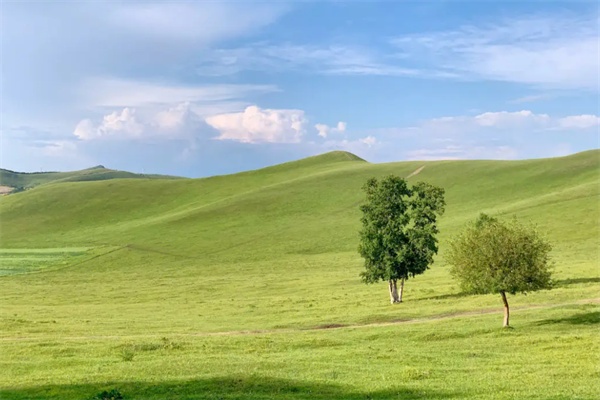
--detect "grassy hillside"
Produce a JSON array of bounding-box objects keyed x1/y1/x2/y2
[
  {"x1": 0, "y1": 150, "x2": 598, "y2": 399},
  {"x1": 0, "y1": 165, "x2": 182, "y2": 192}
]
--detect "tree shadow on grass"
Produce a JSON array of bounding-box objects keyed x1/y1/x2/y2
[
  {"x1": 537, "y1": 311, "x2": 600, "y2": 326},
  {"x1": 554, "y1": 277, "x2": 600, "y2": 287},
  {"x1": 0, "y1": 376, "x2": 462, "y2": 400}
]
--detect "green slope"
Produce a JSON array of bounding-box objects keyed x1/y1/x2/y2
[
  {"x1": 1, "y1": 150, "x2": 599, "y2": 400},
  {"x1": 0, "y1": 165, "x2": 182, "y2": 192},
  {"x1": 0, "y1": 150, "x2": 597, "y2": 260}
]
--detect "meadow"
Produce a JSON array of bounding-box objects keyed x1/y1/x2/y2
[{"x1": 0, "y1": 150, "x2": 598, "y2": 399}]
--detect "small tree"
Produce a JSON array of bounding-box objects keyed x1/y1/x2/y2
[
  {"x1": 358, "y1": 176, "x2": 445, "y2": 303},
  {"x1": 446, "y1": 214, "x2": 553, "y2": 327}
]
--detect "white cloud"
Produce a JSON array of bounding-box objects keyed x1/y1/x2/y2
[
  {"x1": 74, "y1": 108, "x2": 143, "y2": 140},
  {"x1": 154, "y1": 102, "x2": 195, "y2": 130},
  {"x1": 406, "y1": 145, "x2": 518, "y2": 161},
  {"x1": 391, "y1": 15, "x2": 599, "y2": 90},
  {"x1": 322, "y1": 135, "x2": 380, "y2": 154},
  {"x1": 558, "y1": 115, "x2": 600, "y2": 129},
  {"x1": 1, "y1": 2, "x2": 290, "y2": 131},
  {"x1": 363, "y1": 108, "x2": 599, "y2": 164},
  {"x1": 196, "y1": 44, "x2": 419, "y2": 77},
  {"x1": 110, "y1": 3, "x2": 287, "y2": 42},
  {"x1": 359, "y1": 136, "x2": 377, "y2": 147},
  {"x1": 408, "y1": 110, "x2": 598, "y2": 136},
  {"x1": 315, "y1": 124, "x2": 329, "y2": 138},
  {"x1": 41, "y1": 140, "x2": 79, "y2": 157},
  {"x1": 81, "y1": 78, "x2": 278, "y2": 109},
  {"x1": 509, "y1": 94, "x2": 555, "y2": 104},
  {"x1": 206, "y1": 105, "x2": 307, "y2": 143},
  {"x1": 473, "y1": 110, "x2": 550, "y2": 128},
  {"x1": 315, "y1": 121, "x2": 347, "y2": 138},
  {"x1": 73, "y1": 104, "x2": 208, "y2": 141}
]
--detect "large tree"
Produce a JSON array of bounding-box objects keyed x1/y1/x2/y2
[
  {"x1": 358, "y1": 176, "x2": 445, "y2": 303},
  {"x1": 446, "y1": 214, "x2": 553, "y2": 327}
]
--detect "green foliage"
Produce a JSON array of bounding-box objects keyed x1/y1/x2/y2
[
  {"x1": 358, "y1": 175, "x2": 445, "y2": 284},
  {"x1": 447, "y1": 213, "x2": 553, "y2": 295}
]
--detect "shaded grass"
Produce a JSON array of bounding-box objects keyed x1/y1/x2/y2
[
  {"x1": 537, "y1": 311, "x2": 600, "y2": 326},
  {"x1": 0, "y1": 377, "x2": 460, "y2": 400}
]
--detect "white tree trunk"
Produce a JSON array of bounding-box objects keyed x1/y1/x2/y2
[
  {"x1": 501, "y1": 291, "x2": 510, "y2": 327},
  {"x1": 398, "y1": 278, "x2": 405, "y2": 303},
  {"x1": 389, "y1": 279, "x2": 401, "y2": 304},
  {"x1": 389, "y1": 279, "x2": 400, "y2": 304}
]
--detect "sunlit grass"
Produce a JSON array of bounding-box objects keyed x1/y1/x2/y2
[{"x1": 0, "y1": 150, "x2": 598, "y2": 399}]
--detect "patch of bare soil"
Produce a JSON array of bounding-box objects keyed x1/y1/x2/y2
[{"x1": 0, "y1": 186, "x2": 14, "y2": 195}]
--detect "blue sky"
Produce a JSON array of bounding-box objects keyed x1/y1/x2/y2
[{"x1": 1, "y1": 0, "x2": 598, "y2": 177}]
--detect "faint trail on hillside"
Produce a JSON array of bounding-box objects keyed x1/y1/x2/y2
[
  {"x1": 86, "y1": 163, "x2": 429, "y2": 258},
  {"x1": 406, "y1": 166, "x2": 425, "y2": 179},
  {"x1": 2, "y1": 298, "x2": 598, "y2": 343},
  {"x1": 333, "y1": 165, "x2": 429, "y2": 214}
]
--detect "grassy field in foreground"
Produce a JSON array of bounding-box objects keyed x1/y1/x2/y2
[
  {"x1": 0, "y1": 150, "x2": 598, "y2": 399},
  {"x1": 1, "y1": 305, "x2": 598, "y2": 399}
]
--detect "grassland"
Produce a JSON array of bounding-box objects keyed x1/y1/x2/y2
[
  {"x1": 0, "y1": 248, "x2": 92, "y2": 276},
  {"x1": 0, "y1": 165, "x2": 182, "y2": 193},
  {"x1": 0, "y1": 150, "x2": 598, "y2": 399}
]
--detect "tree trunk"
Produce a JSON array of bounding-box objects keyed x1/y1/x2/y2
[
  {"x1": 398, "y1": 278, "x2": 405, "y2": 303},
  {"x1": 500, "y1": 291, "x2": 510, "y2": 327},
  {"x1": 389, "y1": 279, "x2": 400, "y2": 304}
]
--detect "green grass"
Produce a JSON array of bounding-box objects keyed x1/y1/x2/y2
[
  {"x1": 1, "y1": 306, "x2": 598, "y2": 399},
  {"x1": 0, "y1": 150, "x2": 598, "y2": 399},
  {"x1": 0, "y1": 248, "x2": 93, "y2": 276},
  {"x1": 0, "y1": 165, "x2": 182, "y2": 192}
]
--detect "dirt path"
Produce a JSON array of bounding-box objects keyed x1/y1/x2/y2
[
  {"x1": 406, "y1": 166, "x2": 425, "y2": 179},
  {"x1": 1, "y1": 298, "x2": 598, "y2": 343}
]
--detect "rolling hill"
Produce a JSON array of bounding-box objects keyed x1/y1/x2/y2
[
  {"x1": 0, "y1": 165, "x2": 182, "y2": 193},
  {"x1": 1, "y1": 150, "x2": 597, "y2": 260},
  {"x1": 0, "y1": 149, "x2": 598, "y2": 400}
]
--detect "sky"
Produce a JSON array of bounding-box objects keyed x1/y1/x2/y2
[{"x1": 1, "y1": 0, "x2": 599, "y2": 177}]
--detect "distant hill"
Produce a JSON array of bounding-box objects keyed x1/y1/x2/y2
[
  {"x1": 0, "y1": 165, "x2": 183, "y2": 194},
  {"x1": 1, "y1": 149, "x2": 597, "y2": 260}
]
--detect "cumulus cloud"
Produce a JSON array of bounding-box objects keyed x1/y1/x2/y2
[
  {"x1": 558, "y1": 114, "x2": 600, "y2": 129},
  {"x1": 154, "y1": 102, "x2": 195, "y2": 130},
  {"x1": 359, "y1": 136, "x2": 377, "y2": 147},
  {"x1": 206, "y1": 105, "x2": 307, "y2": 143},
  {"x1": 315, "y1": 121, "x2": 347, "y2": 138},
  {"x1": 73, "y1": 103, "x2": 207, "y2": 141},
  {"x1": 74, "y1": 108, "x2": 144, "y2": 140}
]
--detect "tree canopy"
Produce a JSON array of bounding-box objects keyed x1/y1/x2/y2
[
  {"x1": 358, "y1": 175, "x2": 445, "y2": 303},
  {"x1": 446, "y1": 213, "x2": 553, "y2": 327}
]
